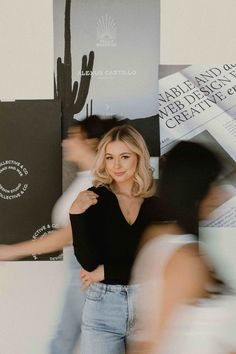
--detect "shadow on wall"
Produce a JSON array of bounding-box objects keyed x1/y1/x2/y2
[{"x1": 159, "y1": 65, "x2": 190, "y2": 79}]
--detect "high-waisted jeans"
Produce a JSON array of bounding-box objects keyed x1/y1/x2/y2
[{"x1": 80, "y1": 282, "x2": 140, "y2": 354}]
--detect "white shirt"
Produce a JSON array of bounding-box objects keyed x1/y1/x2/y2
[{"x1": 52, "y1": 170, "x2": 92, "y2": 228}]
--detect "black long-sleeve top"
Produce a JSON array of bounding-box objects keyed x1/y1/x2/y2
[{"x1": 70, "y1": 186, "x2": 169, "y2": 285}]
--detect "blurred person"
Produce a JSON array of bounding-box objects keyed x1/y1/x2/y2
[
  {"x1": 69, "y1": 125, "x2": 169, "y2": 354},
  {"x1": 128, "y1": 141, "x2": 236, "y2": 354},
  {"x1": 0, "y1": 115, "x2": 120, "y2": 354}
]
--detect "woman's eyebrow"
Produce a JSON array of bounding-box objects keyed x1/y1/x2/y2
[{"x1": 105, "y1": 152, "x2": 131, "y2": 156}]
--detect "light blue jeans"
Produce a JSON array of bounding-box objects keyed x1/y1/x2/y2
[
  {"x1": 80, "y1": 282, "x2": 139, "y2": 354},
  {"x1": 49, "y1": 250, "x2": 86, "y2": 354}
]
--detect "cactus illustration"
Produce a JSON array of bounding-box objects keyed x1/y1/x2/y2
[{"x1": 55, "y1": 0, "x2": 95, "y2": 136}]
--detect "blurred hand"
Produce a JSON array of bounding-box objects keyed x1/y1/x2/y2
[
  {"x1": 80, "y1": 264, "x2": 104, "y2": 288},
  {"x1": 70, "y1": 190, "x2": 99, "y2": 214},
  {"x1": 127, "y1": 340, "x2": 154, "y2": 354}
]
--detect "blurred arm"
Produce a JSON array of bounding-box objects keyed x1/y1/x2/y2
[
  {"x1": 0, "y1": 225, "x2": 72, "y2": 261},
  {"x1": 129, "y1": 244, "x2": 209, "y2": 354},
  {"x1": 156, "y1": 245, "x2": 209, "y2": 336}
]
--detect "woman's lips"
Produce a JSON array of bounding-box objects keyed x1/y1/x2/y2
[{"x1": 113, "y1": 171, "x2": 125, "y2": 176}]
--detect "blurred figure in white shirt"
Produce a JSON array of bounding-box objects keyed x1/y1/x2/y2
[{"x1": 129, "y1": 141, "x2": 236, "y2": 354}]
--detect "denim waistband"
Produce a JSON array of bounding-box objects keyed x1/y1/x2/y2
[{"x1": 90, "y1": 282, "x2": 140, "y2": 293}]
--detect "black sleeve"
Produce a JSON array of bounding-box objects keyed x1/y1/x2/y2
[{"x1": 70, "y1": 207, "x2": 103, "y2": 271}]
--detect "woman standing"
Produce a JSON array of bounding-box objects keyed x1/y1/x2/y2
[{"x1": 69, "y1": 125, "x2": 168, "y2": 354}]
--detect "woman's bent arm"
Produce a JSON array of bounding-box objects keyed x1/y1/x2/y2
[{"x1": 70, "y1": 211, "x2": 104, "y2": 271}]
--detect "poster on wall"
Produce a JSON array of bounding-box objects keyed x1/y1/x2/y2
[
  {"x1": 159, "y1": 64, "x2": 236, "y2": 227},
  {"x1": 53, "y1": 0, "x2": 160, "y2": 159},
  {"x1": 0, "y1": 100, "x2": 62, "y2": 260}
]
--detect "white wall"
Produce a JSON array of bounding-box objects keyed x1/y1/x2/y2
[
  {"x1": 0, "y1": 262, "x2": 68, "y2": 354},
  {"x1": 0, "y1": 0, "x2": 54, "y2": 100},
  {"x1": 161, "y1": 0, "x2": 236, "y2": 64},
  {"x1": 0, "y1": 1, "x2": 64, "y2": 353}
]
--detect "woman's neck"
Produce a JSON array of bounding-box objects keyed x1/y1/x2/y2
[{"x1": 111, "y1": 181, "x2": 134, "y2": 197}]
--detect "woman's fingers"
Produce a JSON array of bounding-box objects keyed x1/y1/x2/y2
[
  {"x1": 82, "y1": 277, "x2": 92, "y2": 289},
  {"x1": 80, "y1": 268, "x2": 94, "y2": 288},
  {"x1": 71, "y1": 191, "x2": 98, "y2": 213},
  {"x1": 86, "y1": 192, "x2": 98, "y2": 203},
  {"x1": 80, "y1": 268, "x2": 88, "y2": 278},
  {"x1": 84, "y1": 191, "x2": 98, "y2": 198},
  {"x1": 80, "y1": 191, "x2": 98, "y2": 205},
  {"x1": 80, "y1": 269, "x2": 91, "y2": 283},
  {"x1": 86, "y1": 191, "x2": 98, "y2": 197}
]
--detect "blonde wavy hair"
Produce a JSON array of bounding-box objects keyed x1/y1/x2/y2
[{"x1": 92, "y1": 125, "x2": 156, "y2": 197}]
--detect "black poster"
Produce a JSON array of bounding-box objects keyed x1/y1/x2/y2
[{"x1": 0, "y1": 100, "x2": 62, "y2": 260}]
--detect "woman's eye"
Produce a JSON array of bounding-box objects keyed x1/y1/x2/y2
[
  {"x1": 106, "y1": 156, "x2": 113, "y2": 160},
  {"x1": 122, "y1": 155, "x2": 129, "y2": 159}
]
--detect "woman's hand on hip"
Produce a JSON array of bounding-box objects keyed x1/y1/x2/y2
[
  {"x1": 80, "y1": 265, "x2": 105, "y2": 288},
  {"x1": 70, "y1": 190, "x2": 99, "y2": 214}
]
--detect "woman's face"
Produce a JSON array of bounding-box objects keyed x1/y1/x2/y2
[{"x1": 105, "y1": 140, "x2": 138, "y2": 185}]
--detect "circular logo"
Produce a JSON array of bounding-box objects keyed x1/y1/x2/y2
[
  {"x1": 31, "y1": 223, "x2": 63, "y2": 261},
  {"x1": 0, "y1": 160, "x2": 29, "y2": 200},
  {"x1": 96, "y1": 14, "x2": 117, "y2": 47}
]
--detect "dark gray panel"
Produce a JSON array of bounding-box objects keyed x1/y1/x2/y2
[{"x1": 0, "y1": 100, "x2": 62, "y2": 260}]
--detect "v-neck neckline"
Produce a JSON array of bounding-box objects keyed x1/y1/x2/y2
[{"x1": 111, "y1": 190, "x2": 145, "y2": 226}]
